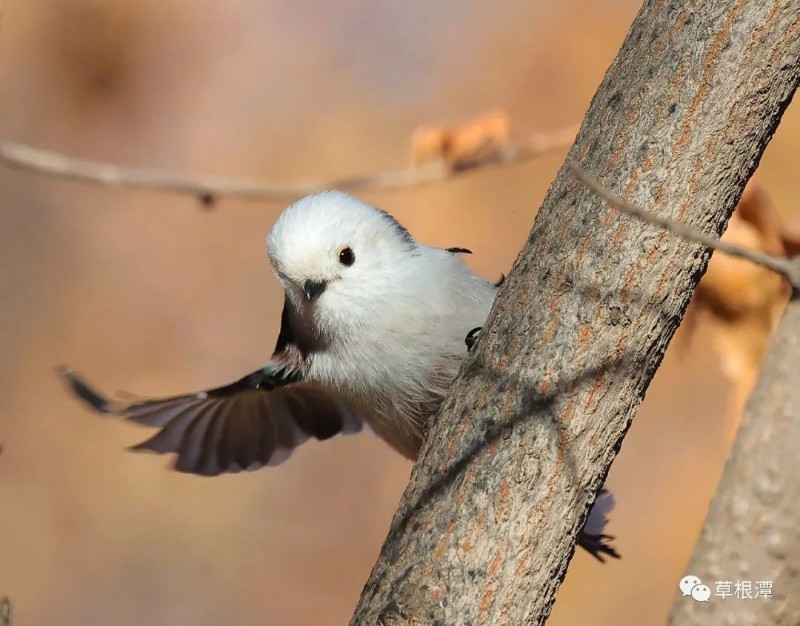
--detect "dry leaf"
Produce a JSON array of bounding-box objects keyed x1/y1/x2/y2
[
  {"x1": 410, "y1": 111, "x2": 510, "y2": 171},
  {"x1": 683, "y1": 178, "x2": 798, "y2": 439}
]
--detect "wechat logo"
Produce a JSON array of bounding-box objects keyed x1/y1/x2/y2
[{"x1": 679, "y1": 575, "x2": 711, "y2": 602}]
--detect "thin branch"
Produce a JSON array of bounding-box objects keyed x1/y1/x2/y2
[
  {"x1": 568, "y1": 162, "x2": 800, "y2": 290},
  {"x1": 0, "y1": 126, "x2": 576, "y2": 205}
]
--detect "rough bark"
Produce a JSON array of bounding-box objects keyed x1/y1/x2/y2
[
  {"x1": 351, "y1": 1, "x2": 800, "y2": 624},
  {"x1": 669, "y1": 296, "x2": 800, "y2": 625}
]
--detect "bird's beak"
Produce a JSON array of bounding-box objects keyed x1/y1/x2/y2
[{"x1": 303, "y1": 279, "x2": 327, "y2": 301}]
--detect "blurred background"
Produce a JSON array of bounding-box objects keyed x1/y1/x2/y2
[{"x1": 0, "y1": 1, "x2": 797, "y2": 624}]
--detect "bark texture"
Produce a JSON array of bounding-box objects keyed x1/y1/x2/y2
[
  {"x1": 669, "y1": 296, "x2": 800, "y2": 625},
  {"x1": 352, "y1": 1, "x2": 800, "y2": 624}
]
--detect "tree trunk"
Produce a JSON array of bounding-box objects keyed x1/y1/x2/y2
[
  {"x1": 351, "y1": 1, "x2": 800, "y2": 624},
  {"x1": 669, "y1": 296, "x2": 800, "y2": 625}
]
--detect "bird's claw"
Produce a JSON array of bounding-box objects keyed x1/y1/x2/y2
[
  {"x1": 465, "y1": 327, "x2": 482, "y2": 352},
  {"x1": 577, "y1": 532, "x2": 621, "y2": 563}
]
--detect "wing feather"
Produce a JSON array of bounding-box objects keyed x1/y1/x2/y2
[{"x1": 59, "y1": 367, "x2": 364, "y2": 476}]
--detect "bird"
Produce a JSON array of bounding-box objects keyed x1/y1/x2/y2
[{"x1": 59, "y1": 190, "x2": 619, "y2": 561}]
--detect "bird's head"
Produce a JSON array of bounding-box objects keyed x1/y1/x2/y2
[{"x1": 267, "y1": 191, "x2": 418, "y2": 336}]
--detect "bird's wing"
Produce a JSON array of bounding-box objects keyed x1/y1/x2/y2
[
  {"x1": 59, "y1": 366, "x2": 365, "y2": 476},
  {"x1": 59, "y1": 297, "x2": 364, "y2": 476}
]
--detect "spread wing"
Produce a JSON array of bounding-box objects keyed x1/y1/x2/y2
[
  {"x1": 59, "y1": 366, "x2": 364, "y2": 476},
  {"x1": 59, "y1": 297, "x2": 364, "y2": 476}
]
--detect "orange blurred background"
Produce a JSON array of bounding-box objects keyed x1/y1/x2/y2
[{"x1": 0, "y1": 1, "x2": 797, "y2": 625}]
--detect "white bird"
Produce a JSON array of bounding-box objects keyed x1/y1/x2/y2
[{"x1": 60, "y1": 190, "x2": 619, "y2": 561}]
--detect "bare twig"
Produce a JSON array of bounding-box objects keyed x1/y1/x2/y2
[
  {"x1": 0, "y1": 126, "x2": 575, "y2": 205},
  {"x1": 568, "y1": 162, "x2": 800, "y2": 290}
]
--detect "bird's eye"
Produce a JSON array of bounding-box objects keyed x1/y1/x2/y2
[{"x1": 337, "y1": 245, "x2": 355, "y2": 266}]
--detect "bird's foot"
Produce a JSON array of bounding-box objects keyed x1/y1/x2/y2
[
  {"x1": 577, "y1": 531, "x2": 621, "y2": 563},
  {"x1": 465, "y1": 327, "x2": 482, "y2": 352}
]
